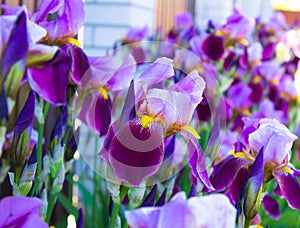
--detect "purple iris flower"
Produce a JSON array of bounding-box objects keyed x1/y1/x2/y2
[
  {"x1": 125, "y1": 192, "x2": 236, "y2": 228},
  {"x1": 99, "y1": 58, "x2": 213, "y2": 190},
  {"x1": 248, "y1": 119, "x2": 300, "y2": 210},
  {"x1": 77, "y1": 54, "x2": 136, "y2": 136},
  {"x1": 32, "y1": 0, "x2": 85, "y2": 43},
  {"x1": 0, "y1": 196, "x2": 47, "y2": 228},
  {"x1": 219, "y1": 8, "x2": 255, "y2": 44}
]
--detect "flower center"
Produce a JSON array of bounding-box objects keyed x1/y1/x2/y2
[{"x1": 141, "y1": 115, "x2": 154, "y2": 128}]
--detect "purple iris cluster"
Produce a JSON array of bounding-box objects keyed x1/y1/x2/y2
[{"x1": 0, "y1": 0, "x2": 300, "y2": 227}]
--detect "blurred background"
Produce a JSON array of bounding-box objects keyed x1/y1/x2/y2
[{"x1": 1, "y1": 0, "x2": 300, "y2": 55}]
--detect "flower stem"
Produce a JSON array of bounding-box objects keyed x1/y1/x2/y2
[
  {"x1": 110, "y1": 187, "x2": 128, "y2": 228},
  {"x1": 31, "y1": 102, "x2": 50, "y2": 196},
  {"x1": 45, "y1": 192, "x2": 57, "y2": 224}
]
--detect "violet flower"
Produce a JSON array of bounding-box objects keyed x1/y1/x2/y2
[
  {"x1": 100, "y1": 58, "x2": 213, "y2": 190},
  {"x1": 77, "y1": 54, "x2": 136, "y2": 136},
  {"x1": 0, "y1": 196, "x2": 47, "y2": 228},
  {"x1": 125, "y1": 192, "x2": 236, "y2": 228},
  {"x1": 32, "y1": 0, "x2": 85, "y2": 43}
]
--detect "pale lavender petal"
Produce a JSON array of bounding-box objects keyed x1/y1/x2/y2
[{"x1": 106, "y1": 55, "x2": 136, "y2": 91}]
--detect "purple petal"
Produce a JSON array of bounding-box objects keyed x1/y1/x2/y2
[
  {"x1": 227, "y1": 81, "x2": 252, "y2": 110},
  {"x1": 108, "y1": 117, "x2": 164, "y2": 186},
  {"x1": 18, "y1": 213, "x2": 48, "y2": 228},
  {"x1": 78, "y1": 91, "x2": 112, "y2": 137},
  {"x1": 14, "y1": 90, "x2": 36, "y2": 137},
  {"x1": 181, "y1": 130, "x2": 214, "y2": 191},
  {"x1": 175, "y1": 12, "x2": 193, "y2": 30},
  {"x1": 205, "y1": 156, "x2": 250, "y2": 193},
  {"x1": 69, "y1": 45, "x2": 89, "y2": 85},
  {"x1": 243, "y1": 148, "x2": 264, "y2": 219},
  {"x1": 249, "y1": 118, "x2": 297, "y2": 166},
  {"x1": 136, "y1": 57, "x2": 174, "y2": 101},
  {"x1": 125, "y1": 26, "x2": 148, "y2": 42},
  {"x1": 106, "y1": 55, "x2": 136, "y2": 91},
  {"x1": 0, "y1": 89, "x2": 9, "y2": 121},
  {"x1": 125, "y1": 207, "x2": 161, "y2": 228},
  {"x1": 32, "y1": 0, "x2": 64, "y2": 23},
  {"x1": 120, "y1": 80, "x2": 136, "y2": 127},
  {"x1": 141, "y1": 184, "x2": 157, "y2": 207},
  {"x1": 168, "y1": 70, "x2": 205, "y2": 106},
  {"x1": 201, "y1": 35, "x2": 225, "y2": 61},
  {"x1": 34, "y1": 0, "x2": 85, "y2": 41},
  {"x1": 2, "y1": 11, "x2": 28, "y2": 78},
  {"x1": 262, "y1": 194, "x2": 280, "y2": 220},
  {"x1": 273, "y1": 169, "x2": 300, "y2": 210},
  {"x1": 0, "y1": 196, "x2": 43, "y2": 227},
  {"x1": 28, "y1": 50, "x2": 71, "y2": 105}
]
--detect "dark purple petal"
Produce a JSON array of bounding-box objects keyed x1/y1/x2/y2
[
  {"x1": 141, "y1": 184, "x2": 157, "y2": 207},
  {"x1": 77, "y1": 208, "x2": 84, "y2": 228},
  {"x1": 262, "y1": 194, "x2": 280, "y2": 220},
  {"x1": 243, "y1": 148, "x2": 264, "y2": 219},
  {"x1": 14, "y1": 90, "x2": 36, "y2": 137},
  {"x1": 226, "y1": 168, "x2": 249, "y2": 204},
  {"x1": 28, "y1": 50, "x2": 71, "y2": 105},
  {"x1": 156, "y1": 188, "x2": 167, "y2": 206},
  {"x1": 69, "y1": 45, "x2": 89, "y2": 85},
  {"x1": 0, "y1": 89, "x2": 9, "y2": 121},
  {"x1": 80, "y1": 92, "x2": 111, "y2": 137},
  {"x1": 108, "y1": 118, "x2": 164, "y2": 186},
  {"x1": 2, "y1": 11, "x2": 28, "y2": 78},
  {"x1": 181, "y1": 130, "x2": 214, "y2": 191},
  {"x1": 204, "y1": 156, "x2": 250, "y2": 193},
  {"x1": 262, "y1": 42, "x2": 276, "y2": 60},
  {"x1": 273, "y1": 169, "x2": 300, "y2": 210},
  {"x1": 201, "y1": 35, "x2": 224, "y2": 61}
]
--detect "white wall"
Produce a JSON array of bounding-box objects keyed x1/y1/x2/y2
[{"x1": 83, "y1": 0, "x2": 156, "y2": 56}]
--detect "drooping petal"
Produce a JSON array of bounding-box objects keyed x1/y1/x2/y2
[
  {"x1": 28, "y1": 49, "x2": 71, "y2": 105},
  {"x1": 204, "y1": 156, "x2": 250, "y2": 193},
  {"x1": 262, "y1": 194, "x2": 280, "y2": 220},
  {"x1": 273, "y1": 169, "x2": 300, "y2": 210},
  {"x1": 108, "y1": 117, "x2": 164, "y2": 187},
  {"x1": 181, "y1": 130, "x2": 214, "y2": 191}
]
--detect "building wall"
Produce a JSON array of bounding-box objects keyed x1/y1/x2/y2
[{"x1": 83, "y1": 0, "x2": 156, "y2": 56}]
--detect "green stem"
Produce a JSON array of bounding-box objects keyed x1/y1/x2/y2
[
  {"x1": 93, "y1": 135, "x2": 99, "y2": 227},
  {"x1": 45, "y1": 192, "x2": 57, "y2": 224},
  {"x1": 110, "y1": 187, "x2": 128, "y2": 228},
  {"x1": 244, "y1": 218, "x2": 252, "y2": 228},
  {"x1": 31, "y1": 102, "x2": 50, "y2": 196}
]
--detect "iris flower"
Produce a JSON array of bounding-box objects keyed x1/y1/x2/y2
[
  {"x1": 125, "y1": 191, "x2": 236, "y2": 228},
  {"x1": 99, "y1": 58, "x2": 214, "y2": 190}
]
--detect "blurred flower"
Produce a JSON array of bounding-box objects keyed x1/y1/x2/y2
[
  {"x1": 125, "y1": 192, "x2": 236, "y2": 228},
  {"x1": 0, "y1": 196, "x2": 47, "y2": 228}
]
